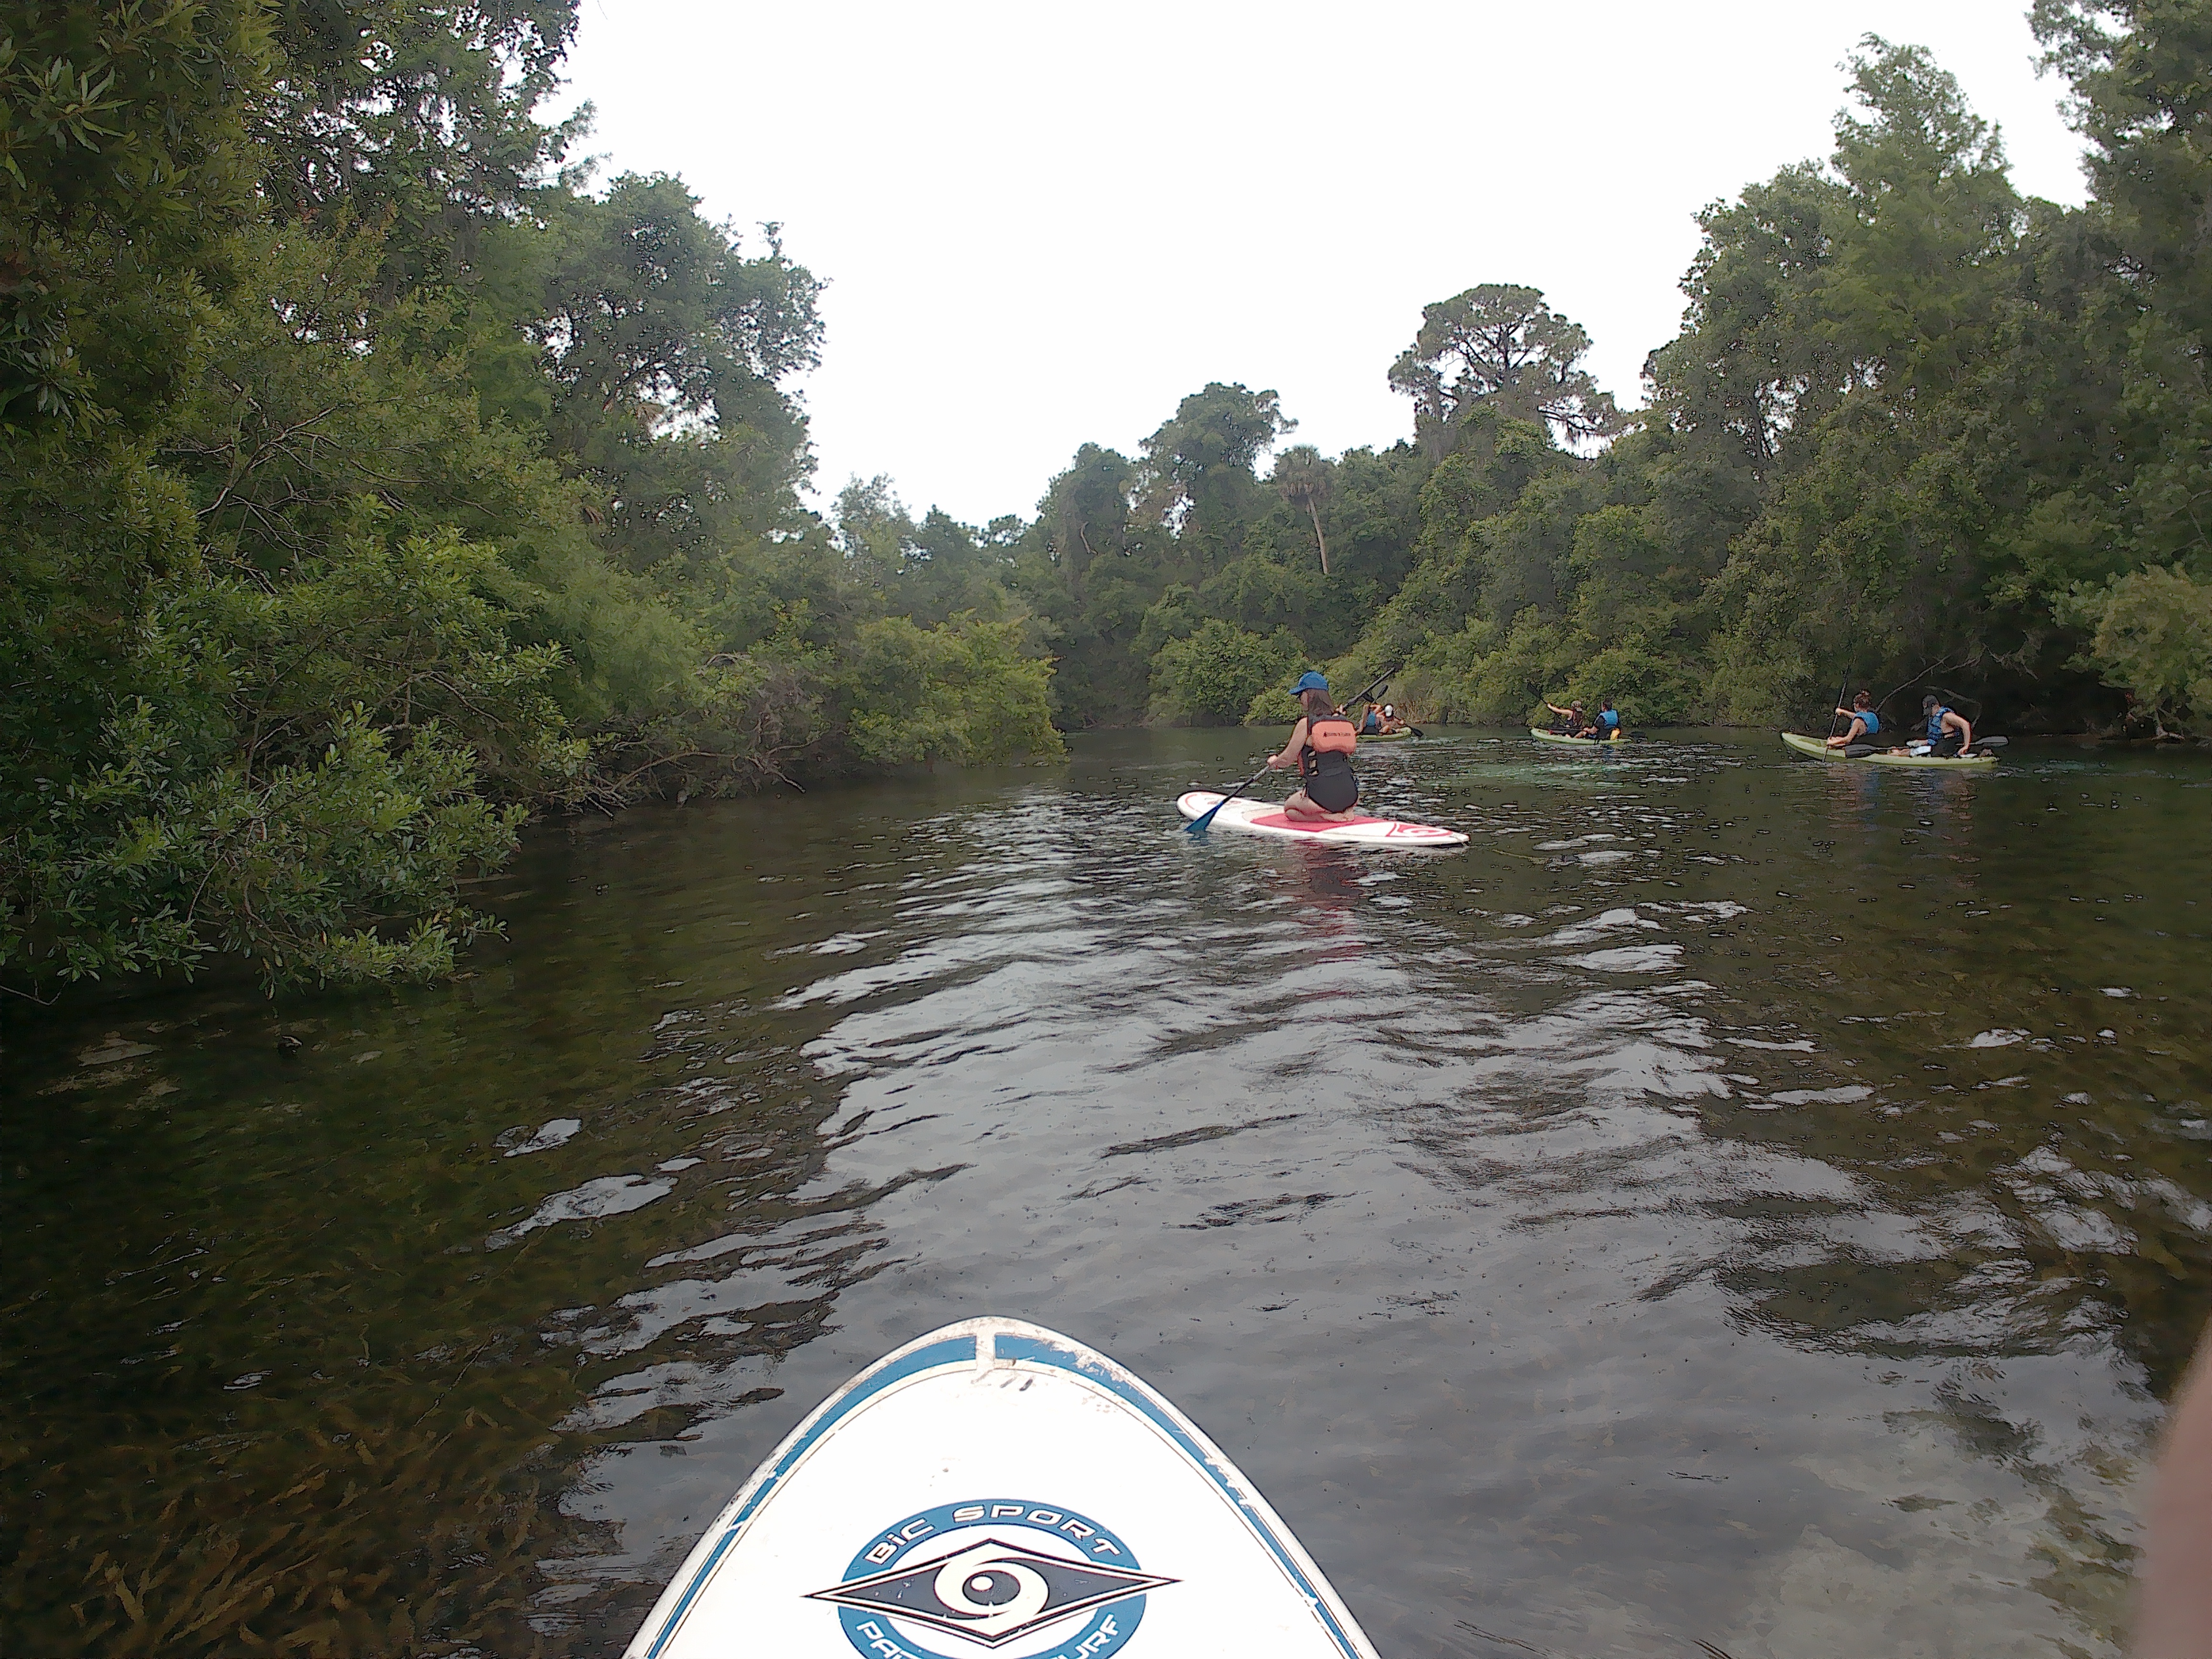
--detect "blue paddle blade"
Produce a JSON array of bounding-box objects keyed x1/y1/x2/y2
[{"x1": 1187, "y1": 765, "x2": 1269, "y2": 835}]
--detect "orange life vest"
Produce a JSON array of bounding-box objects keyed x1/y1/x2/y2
[{"x1": 1304, "y1": 716, "x2": 1358, "y2": 756}]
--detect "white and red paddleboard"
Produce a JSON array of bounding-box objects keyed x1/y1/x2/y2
[
  {"x1": 1177, "y1": 791, "x2": 1468, "y2": 848},
  {"x1": 623, "y1": 1318, "x2": 1380, "y2": 1659}
]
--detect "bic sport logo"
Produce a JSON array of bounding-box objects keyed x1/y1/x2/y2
[{"x1": 808, "y1": 1499, "x2": 1175, "y2": 1659}]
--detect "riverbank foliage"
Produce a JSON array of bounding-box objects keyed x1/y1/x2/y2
[
  {"x1": 7, "y1": 3, "x2": 2207, "y2": 995},
  {"x1": 988, "y1": 7, "x2": 2210, "y2": 741},
  {"x1": 0, "y1": 0, "x2": 1062, "y2": 993}
]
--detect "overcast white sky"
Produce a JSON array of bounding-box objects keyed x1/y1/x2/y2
[{"x1": 557, "y1": 1, "x2": 2090, "y2": 527}]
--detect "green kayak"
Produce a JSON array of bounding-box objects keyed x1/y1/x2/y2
[
  {"x1": 1360, "y1": 727, "x2": 1414, "y2": 741},
  {"x1": 1529, "y1": 727, "x2": 1628, "y2": 746},
  {"x1": 1780, "y1": 731, "x2": 1997, "y2": 768}
]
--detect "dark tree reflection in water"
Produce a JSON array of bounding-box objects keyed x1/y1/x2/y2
[{"x1": 4, "y1": 731, "x2": 2205, "y2": 1658}]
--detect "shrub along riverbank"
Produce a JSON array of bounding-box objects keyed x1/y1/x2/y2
[
  {"x1": 0, "y1": 2, "x2": 1061, "y2": 995},
  {"x1": 4, "y1": 3, "x2": 2205, "y2": 997}
]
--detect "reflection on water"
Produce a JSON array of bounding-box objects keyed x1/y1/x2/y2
[{"x1": 4, "y1": 730, "x2": 2206, "y2": 1657}]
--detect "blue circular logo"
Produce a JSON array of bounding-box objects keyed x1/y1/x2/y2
[{"x1": 806, "y1": 1498, "x2": 1175, "y2": 1659}]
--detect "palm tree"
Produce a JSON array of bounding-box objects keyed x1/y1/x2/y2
[{"x1": 1272, "y1": 445, "x2": 1331, "y2": 577}]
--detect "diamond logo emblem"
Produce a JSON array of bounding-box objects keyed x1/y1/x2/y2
[{"x1": 809, "y1": 1535, "x2": 1176, "y2": 1648}]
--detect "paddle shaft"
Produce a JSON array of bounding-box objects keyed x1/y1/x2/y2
[{"x1": 1183, "y1": 762, "x2": 1273, "y2": 833}]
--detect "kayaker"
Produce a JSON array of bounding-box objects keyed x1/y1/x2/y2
[
  {"x1": 1919, "y1": 694, "x2": 1974, "y2": 757},
  {"x1": 1357, "y1": 703, "x2": 1383, "y2": 736},
  {"x1": 1381, "y1": 704, "x2": 1404, "y2": 733},
  {"x1": 1542, "y1": 698, "x2": 1585, "y2": 735},
  {"x1": 1827, "y1": 691, "x2": 1881, "y2": 748},
  {"x1": 1267, "y1": 671, "x2": 1361, "y2": 822},
  {"x1": 1593, "y1": 699, "x2": 1622, "y2": 740}
]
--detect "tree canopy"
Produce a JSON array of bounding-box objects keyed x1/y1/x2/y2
[
  {"x1": 1389, "y1": 284, "x2": 1628, "y2": 450},
  {"x1": 995, "y1": 28, "x2": 2208, "y2": 742}
]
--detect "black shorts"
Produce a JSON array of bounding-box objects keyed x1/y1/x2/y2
[
  {"x1": 1305, "y1": 765, "x2": 1359, "y2": 813},
  {"x1": 1931, "y1": 734, "x2": 1963, "y2": 756}
]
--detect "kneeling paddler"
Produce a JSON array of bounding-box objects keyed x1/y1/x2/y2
[{"x1": 1267, "y1": 671, "x2": 1362, "y2": 822}]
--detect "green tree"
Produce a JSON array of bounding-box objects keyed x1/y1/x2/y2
[
  {"x1": 840, "y1": 614, "x2": 1064, "y2": 767},
  {"x1": 256, "y1": 0, "x2": 582, "y2": 281},
  {"x1": 1139, "y1": 381, "x2": 1294, "y2": 567},
  {"x1": 1691, "y1": 39, "x2": 2031, "y2": 717},
  {"x1": 1272, "y1": 444, "x2": 1333, "y2": 575},
  {"x1": 1013, "y1": 443, "x2": 1158, "y2": 723},
  {"x1": 2015, "y1": 1, "x2": 2212, "y2": 609},
  {"x1": 1150, "y1": 618, "x2": 1302, "y2": 724},
  {"x1": 2035, "y1": 0, "x2": 2212, "y2": 340},
  {"x1": 1388, "y1": 285, "x2": 1626, "y2": 454},
  {"x1": 531, "y1": 175, "x2": 824, "y2": 585},
  {"x1": 2070, "y1": 565, "x2": 2212, "y2": 733},
  {"x1": 0, "y1": 1, "x2": 272, "y2": 426}
]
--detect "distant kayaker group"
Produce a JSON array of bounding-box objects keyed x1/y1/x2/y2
[
  {"x1": 1263, "y1": 674, "x2": 1640, "y2": 825},
  {"x1": 1184, "y1": 665, "x2": 2013, "y2": 845},
  {"x1": 1541, "y1": 698, "x2": 1624, "y2": 741},
  {"x1": 1826, "y1": 691, "x2": 1979, "y2": 758},
  {"x1": 1225, "y1": 666, "x2": 2010, "y2": 839}
]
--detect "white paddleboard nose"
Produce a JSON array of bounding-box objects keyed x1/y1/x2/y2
[{"x1": 625, "y1": 1317, "x2": 1381, "y2": 1659}]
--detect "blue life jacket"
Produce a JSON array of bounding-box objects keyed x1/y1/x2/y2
[
  {"x1": 1598, "y1": 708, "x2": 1620, "y2": 731},
  {"x1": 1856, "y1": 709, "x2": 1880, "y2": 735},
  {"x1": 1926, "y1": 705, "x2": 1951, "y2": 742}
]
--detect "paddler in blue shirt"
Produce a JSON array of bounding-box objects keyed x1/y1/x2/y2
[
  {"x1": 1826, "y1": 691, "x2": 1880, "y2": 748},
  {"x1": 1357, "y1": 702, "x2": 1383, "y2": 735},
  {"x1": 1593, "y1": 699, "x2": 1622, "y2": 740},
  {"x1": 1266, "y1": 671, "x2": 1362, "y2": 822},
  {"x1": 1918, "y1": 694, "x2": 1974, "y2": 757}
]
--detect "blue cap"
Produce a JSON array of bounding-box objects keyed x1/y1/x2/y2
[{"x1": 1293, "y1": 671, "x2": 1329, "y2": 693}]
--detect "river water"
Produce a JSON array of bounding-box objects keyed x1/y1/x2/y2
[{"x1": 5, "y1": 730, "x2": 2208, "y2": 1658}]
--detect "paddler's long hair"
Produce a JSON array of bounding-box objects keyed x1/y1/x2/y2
[{"x1": 1299, "y1": 687, "x2": 1337, "y2": 722}]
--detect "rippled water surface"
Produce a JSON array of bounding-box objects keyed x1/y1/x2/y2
[{"x1": 6, "y1": 730, "x2": 2209, "y2": 1658}]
